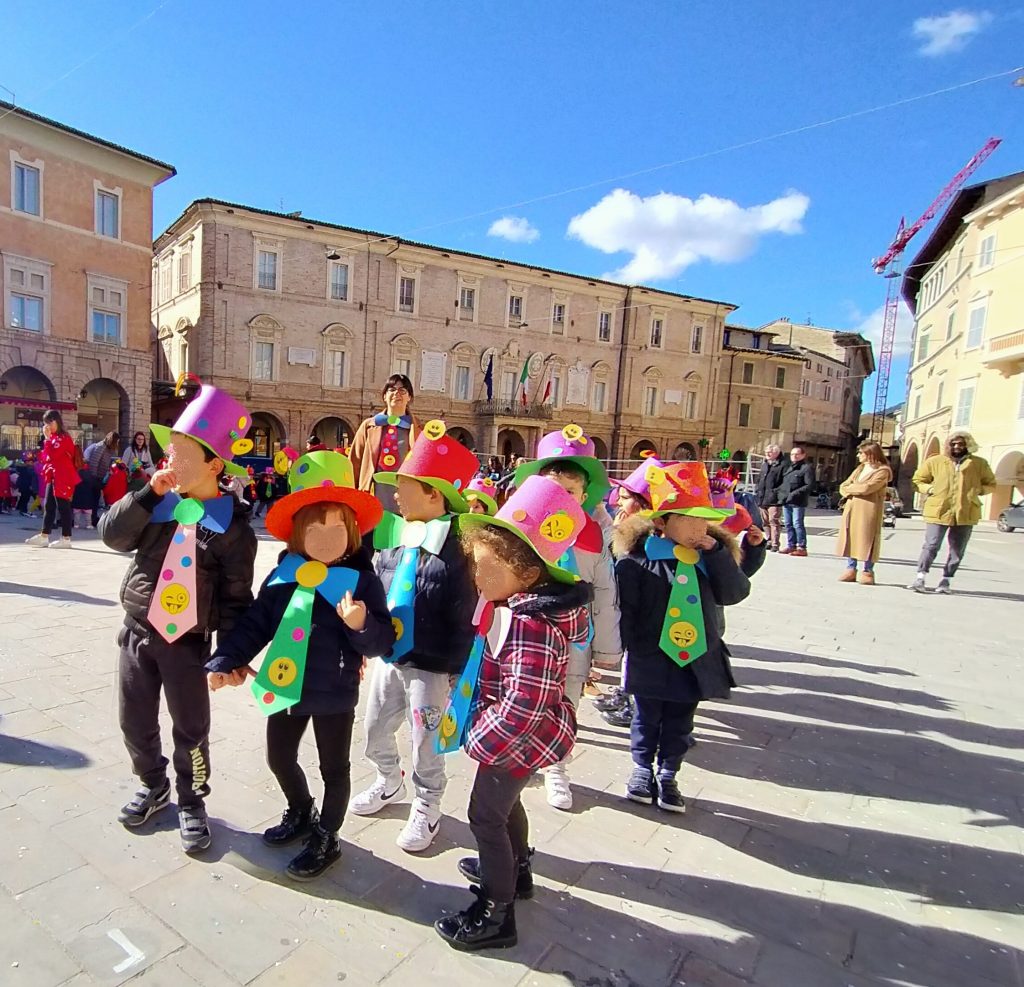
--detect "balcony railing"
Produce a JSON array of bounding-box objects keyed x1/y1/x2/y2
[
  {"x1": 982, "y1": 329, "x2": 1024, "y2": 373},
  {"x1": 473, "y1": 400, "x2": 554, "y2": 421}
]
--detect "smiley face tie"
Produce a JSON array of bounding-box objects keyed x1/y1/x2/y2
[
  {"x1": 251, "y1": 554, "x2": 358, "y2": 715},
  {"x1": 644, "y1": 535, "x2": 707, "y2": 666},
  {"x1": 374, "y1": 513, "x2": 451, "y2": 663},
  {"x1": 437, "y1": 595, "x2": 491, "y2": 755},
  {"x1": 148, "y1": 494, "x2": 234, "y2": 644}
]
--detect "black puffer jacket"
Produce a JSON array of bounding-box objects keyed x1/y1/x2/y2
[
  {"x1": 375, "y1": 525, "x2": 476, "y2": 675},
  {"x1": 613, "y1": 517, "x2": 751, "y2": 704},
  {"x1": 99, "y1": 484, "x2": 257, "y2": 638},
  {"x1": 207, "y1": 548, "x2": 394, "y2": 715}
]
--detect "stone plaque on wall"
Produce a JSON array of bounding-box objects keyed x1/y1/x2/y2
[
  {"x1": 663, "y1": 389, "x2": 682, "y2": 405},
  {"x1": 420, "y1": 350, "x2": 448, "y2": 392},
  {"x1": 287, "y1": 347, "x2": 316, "y2": 366},
  {"x1": 566, "y1": 364, "x2": 590, "y2": 406}
]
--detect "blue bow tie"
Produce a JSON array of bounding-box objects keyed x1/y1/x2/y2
[
  {"x1": 373, "y1": 412, "x2": 413, "y2": 429},
  {"x1": 150, "y1": 492, "x2": 233, "y2": 534},
  {"x1": 268, "y1": 553, "x2": 359, "y2": 607},
  {"x1": 645, "y1": 534, "x2": 707, "y2": 575}
]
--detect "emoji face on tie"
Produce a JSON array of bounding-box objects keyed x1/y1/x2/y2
[
  {"x1": 668, "y1": 621, "x2": 699, "y2": 649},
  {"x1": 423, "y1": 419, "x2": 447, "y2": 441},
  {"x1": 270, "y1": 658, "x2": 297, "y2": 687},
  {"x1": 160, "y1": 583, "x2": 190, "y2": 614}
]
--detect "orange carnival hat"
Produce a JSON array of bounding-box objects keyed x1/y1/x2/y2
[{"x1": 643, "y1": 461, "x2": 735, "y2": 521}]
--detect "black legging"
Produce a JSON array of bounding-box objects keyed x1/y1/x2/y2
[
  {"x1": 265, "y1": 711, "x2": 354, "y2": 832},
  {"x1": 42, "y1": 483, "x2": 72, "y2": 537}
]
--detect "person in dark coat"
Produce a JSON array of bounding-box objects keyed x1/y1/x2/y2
[
  {"x1": 613, "y1": 462, "x2": 750, "y2": 813},
  {"x1": 754, "y1": 444, "x2": 788, "y2": 551},
  {"x1": 207, "y1": 451, "x2": 393, "y2": 880},
  {"x1": 777, "y1": 446, "x2": 816, "y2": 556},
  {"x1": 15, "y1": 460, "x2": 38, "y2": 515}
]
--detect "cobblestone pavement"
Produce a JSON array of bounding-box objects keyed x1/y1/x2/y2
[{"x1": 0, "y1": 508, "x2": 1021, "y2": 987}]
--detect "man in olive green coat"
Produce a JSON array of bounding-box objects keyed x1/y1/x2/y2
[{"x1": 907, "y1": 430, "x2": 996, "y2": 594}]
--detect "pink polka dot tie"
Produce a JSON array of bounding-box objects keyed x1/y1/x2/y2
[{"x1": 148, "y1": 499, "x2": 203, "y2": 642}]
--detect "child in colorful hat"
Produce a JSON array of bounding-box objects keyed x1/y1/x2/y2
[
  {"x1": 254, "y1": 466, "x2": 276, "y2": 518},
  {"x1": 206, "y1": 452, "x2": 395, "y2": 880},
  {"x1": 611, "y1": 461, "x2": 750, "y2": 813},
  {"x1": 99, "y1": 381, "x2": 258, "y2": 854},
  {"x1": 349, "y1": 422, "x2": 478, "y2": 853},
  {"x1": 434, "y1": 475, "x2": 593, "y2": 952},
  {"x1": 610, "y1": 455, "x2": 666, "y2": 526},
  {"x1": 514, "y1": 425, "x2": 620, "y2": 811},
  {"x1": 465, "y1": 476, "x2": 498, "y2": 515}
]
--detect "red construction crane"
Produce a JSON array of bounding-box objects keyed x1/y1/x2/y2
[{"x1": 869, "y1": 137, "x2": 1001, "y2": 441}]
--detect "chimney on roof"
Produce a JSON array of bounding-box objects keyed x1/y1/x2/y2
[{"x1": 287, "y1": 210, "x2": 302, "y2": 218}]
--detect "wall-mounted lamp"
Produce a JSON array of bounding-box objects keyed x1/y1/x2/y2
[{"x1": 326, "y1": 249, "x2": 341, "y2": 261}]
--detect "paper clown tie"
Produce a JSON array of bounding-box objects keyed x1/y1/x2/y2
[
  {"x1": 251, "y1": 553, "x2": 358, "y2": 715},
  {"x1": 556, "y1": 547, "x2": 595, "y2": 652},
  {"x1": 374, "y1": 512, "x2": 451, "y2": 663},
  {"x1": 437, "y1": 595, "x2": 512, "y2": 754},
  {"x1": 147, "y1": 495, "x2": 233, "y2": 643},
  {"x1": 644, "y1": 535, "x2": 708, "y2": 666}
]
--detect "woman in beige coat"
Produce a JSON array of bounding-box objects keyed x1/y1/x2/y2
[{"x1": 836, "y1": 441, "x2": 892, "y2": 585}]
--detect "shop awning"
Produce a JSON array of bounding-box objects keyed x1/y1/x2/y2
[{"x1": 0, "y1": 395, "x2": 77, "y2": 411}]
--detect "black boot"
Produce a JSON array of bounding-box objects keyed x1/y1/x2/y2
[
  {"x1": 286, "y1": 823, "x2": 342, "y2": 881},
  {"x1": 457, "y1": 849, "x2": 534, "y2": 899},
  {"x1": 435, "y1": 885, "x2": 517, "y2": 952},
  {"x1": 263, "y1": 799, "x2": 319, "y2": 847}
]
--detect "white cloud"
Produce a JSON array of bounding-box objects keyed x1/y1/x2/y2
[
  {"x1": 912, "y1": 9, "x2": 992, "y2": 56},
  {"x1": 566, "y1": 188, "x2": 810, "y2": 283},
  {"x1": 850, "y1": 302, "x2": 917, "y2": 359},
  {"x1": 487, "y1": 216, "x2": 540, "y2": 243}
]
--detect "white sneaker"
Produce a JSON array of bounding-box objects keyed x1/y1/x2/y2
[
  {"x1": 907, "y1": 574, "x2": 926, "y2": 592},
  {"x1": 348, "y1": 774, "x2": 406, "y2": 817},
  {"x1": 396, "y1": 799, "x2": 441, "y2": 853},
  {"x1": 25, "y1": 532, "x2": 50, "y2": 547},
  {"x1": 544, "y1": 761, "x2": 573, "y2": 811},
  {"x1": 935, "y1": 578, "x2": 952, "y2": 595},
  {"x1": 49, "y1": 537, "x2": 73, "y2": 550}
]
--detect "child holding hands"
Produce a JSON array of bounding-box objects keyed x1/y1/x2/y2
[{"x1": 207, "y1": 452, "x2": 394, "y2": 879}]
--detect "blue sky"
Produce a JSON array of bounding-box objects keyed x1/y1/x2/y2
[{"x1": 5, "y1": 1, "x2": 1023, "y2": 407}]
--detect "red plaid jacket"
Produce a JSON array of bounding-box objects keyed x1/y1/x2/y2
[{"x1": 466, "y1": 584, "x2": 591, "y2": 773}]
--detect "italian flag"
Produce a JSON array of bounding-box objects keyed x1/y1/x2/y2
[{"x1": 518, "y1": 358, "x2": 530, "y2": 406}]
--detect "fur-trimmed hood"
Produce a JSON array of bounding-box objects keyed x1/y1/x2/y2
[
  {"x1": 944, "y1": 431, "x2": 979, "y2": 456},
  {"x1": 612, "y1": 514, "x2": 741, "y2": 563}
]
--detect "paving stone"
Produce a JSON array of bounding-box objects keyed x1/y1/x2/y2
[{"x1": 0, "y1": 890, "x2": 81, "y2": 986}]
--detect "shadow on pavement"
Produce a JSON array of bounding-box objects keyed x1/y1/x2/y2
[
  {"x1": 0, "y1": 730, "x2": 92, "y2": 768},
  {"x1": 731, "y1": 644, "x2": 913, "y2": 677},
  {"x1": 0, "y1": 581, "x2": 117, "y2": 606}
]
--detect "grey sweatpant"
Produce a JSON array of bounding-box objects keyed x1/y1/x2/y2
[
  {"x1": 363, "y1": 661, "x2": 450, "y2": 809},
  {"x1": 117, "y1": 621, "x2": 211, "y2": 808}
]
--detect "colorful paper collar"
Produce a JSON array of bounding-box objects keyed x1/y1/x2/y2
[
  {"x1": 374, "y1": 511, "x2": 451, "y2": 554},
  {"x1": 150, "y1": 493, "x2": 234, "y2": 533},
  {"x1": 374, "y1": 412, "x2": 413, "y2": 429}
]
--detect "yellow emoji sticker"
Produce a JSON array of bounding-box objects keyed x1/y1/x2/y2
[
  {"x1": 423, "y1": 420, "x2": 447, "y2": 441},
  {"x1": 159, "y1": 583, "x2": 190, "y2": 614},
  {"x1": 539, "y1": 513, "x2": 575, "y2": 542},
  {"x1": 668, "y1": 621, "x2": 699, "y2": 649},
  {"x1": 269, "y1": 658, "x2": 298, "y2": 687},
  {"x1": 561, "y1": 423, "x2": 584, "y2": 443}
]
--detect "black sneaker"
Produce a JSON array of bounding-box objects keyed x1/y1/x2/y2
[
  {"x1": 287, "y1": 824, "x2": 342, "y2": 881},
  {"x1": 118, "y1": 779, "x2": 171, "y2": 828},
  {"x1": 626, "y1": 765, "x2": 657, "y2": 805},
  {"x1": 602, "y1": 700, "x2": 634, "y2": 728},
  {"x1": 179, "y1": 804, "x2": 212, "y2": 853},
  {"x1": 656, "y1": 775, "x2": 686, "y2": 813},
  {"x1": 435, "y1": 886, "x2": 517, "y2": 952},
  {"x1": 683, "y1": 732, "x2": 698, "y2": 750},
  {"x1": 593, "y1": 688, "x2": 627, "y2": 713},
  {"x1": 263, "y1": 800, "x2": 319, "y2": 847},
  {"x1": 457, "y1": 849, "x2": 534, "y2": 900}
]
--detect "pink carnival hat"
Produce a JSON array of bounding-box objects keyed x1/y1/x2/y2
[
  {"x1": 459, "y1": 474, "x2": 599, "y2": 583},
  {"x1": 150, "y1": 378, "x2": 252, "y2": 477},
  {"x1": 513, "y1": 424, "x2": 611, "y2": 511},
  {"x1": 465, "y1": 476, "x2": 499, "y2": 515},
  {"x1": 610, "y1": 455, "x2": 668, "y2": 506}
]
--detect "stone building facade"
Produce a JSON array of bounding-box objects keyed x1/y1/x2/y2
[
  {"x1": 153, "y1": 200, "x2": 737, "y2": 467},
  {"x1": 0, "y1": 100, "x2": 175, "y2": 453}
]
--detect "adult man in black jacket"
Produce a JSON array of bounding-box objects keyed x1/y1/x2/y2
[
  {"x1": 778, "y1": 447, "x2": 815, "y2": 556},
  {"x1": 755, "y1": 445, "x2": 787, "y2": 551}
]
